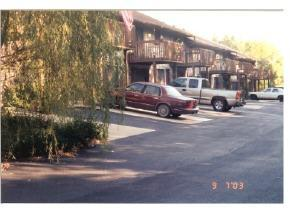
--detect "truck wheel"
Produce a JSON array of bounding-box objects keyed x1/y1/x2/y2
[
  {"x1": 212, "y1": 99, "x2": 226, "y2": 112},
  {"x1": 250, "y1": 94, "x2": 258, "y2": 100},
  {"x1": 278, "y1": 95, "x2": 283, "y2": 102},
  {"x1": 157, "y1": 104, "x2": 171, "y2": 118}
]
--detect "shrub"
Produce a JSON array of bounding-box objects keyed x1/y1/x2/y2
[
  {"x1": 54, "y1": 120, "x2": 105, "y2": 152},
  {"x1": 1, "y1": 114, "x2": 58, "y2": 161},
  {"x1": 1, "y1": 113, "x2": 105, "y2": 161}
]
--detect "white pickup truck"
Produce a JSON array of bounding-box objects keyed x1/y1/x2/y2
[
  {"x1": 169, "y1": 77, "x2": 245, "y2": 112},
  {"x1": 249, "y1": 88, "x2": 283, "y2": 102}
]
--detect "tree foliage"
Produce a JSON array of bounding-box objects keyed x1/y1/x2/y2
[
  {"x1": 1, "y1": 11, "x2": 125, "y2": 127},
  {"x1": 213, "y1": 36, "x2": 283, "y2": 86}
]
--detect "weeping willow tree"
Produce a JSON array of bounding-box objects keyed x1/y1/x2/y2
[
  {"x1": 1, "y1": 11, "x2": 127, "y2": 161},
  {"x1": 1, "y1": 11, "x2": 126, "y2": 137}
]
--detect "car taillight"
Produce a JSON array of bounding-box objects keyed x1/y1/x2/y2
[
  {"x1": 236, "y1": 91, "x2": 241, "y2": 100},
  {"x1": 192, "y1": 99, "x2": 198, "y2": 107},
  {"x1": 185, "y1": 100, "x2": 195, "y2": 108}
]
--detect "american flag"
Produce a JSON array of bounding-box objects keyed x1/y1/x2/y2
[{"x1": 120, "y1": 11, "x2": 133, "y2": 31}]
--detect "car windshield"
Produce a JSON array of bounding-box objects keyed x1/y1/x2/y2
[{"x1": 164, "y1": 86, "x2": 183, "y2": 97}]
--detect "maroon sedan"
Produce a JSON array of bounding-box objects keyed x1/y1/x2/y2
[{"x1": 122, "y1": 82, "x2": 199, "y2": 118}]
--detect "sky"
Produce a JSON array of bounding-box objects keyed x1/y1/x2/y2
[{"x1": 141, "y1": 11, "x2": 285, "y2": 53}]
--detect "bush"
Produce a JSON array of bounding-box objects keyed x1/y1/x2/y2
[
  {"x1": 54, "y1": 120, "x2": 105, "y2": 152},
  {"x1": 1, "y1": 114, "x2": 58, "y2": 161},
  {"x1": 1, "y1": 113, "x2": 106, "y2": 161}
]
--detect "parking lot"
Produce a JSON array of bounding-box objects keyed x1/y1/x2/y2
[
  {"x1": 108, "y1": 100, "x2": 279, "y2": 140},
  {"x1": 1, "y1": 100, "x2": 283, "y2": 203}
]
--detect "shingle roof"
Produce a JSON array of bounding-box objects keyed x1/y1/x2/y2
[
  {"x1": 188, "y1": 36, "x2": 255, "y2": 63},
  {"x1": 187, "y1": 36, "x2": 233, "y2": 52},
  {"x1": 132, "y1": 11, "x2": 192, "y2": 37}
]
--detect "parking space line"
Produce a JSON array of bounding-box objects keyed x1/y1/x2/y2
[
  {"x1": 244, "y1": 104, "x2": 263, "y2": 110},
  {"x1": 110, "y1": 108, "x2": 212, "y2": 125},
  {"x1": 198, "y1": 109, "x2": 242, "y2": 118}
]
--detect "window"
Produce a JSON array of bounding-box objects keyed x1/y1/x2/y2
[
  {"x1": 164, "y1": 86, "x2": 183, "y2": 97},
  {"x1": 264, "y1": 88, "x2": 272, "y2": 92},
  {"x1": 231, "y1": 82, "x2": 238, "y2": 91},
  {"x1": 127, "y1": 83, "x2": 145, "y2": 93},
  {"x1": 272, "y1": 89, "x2": 279, "y2": 92},
  {"x1": 143, "y1": 85, "x2": 161, "y2": 96},
  {"x1": 216, "y1": 54, "x2": 223, "y2": 60},
  {"x1": 189, "y1": 79, "x2": 199, "y2": 88},
  {"x1": 202, "y1": 79, "x2": 210, "y2": 88},
  {"x1": 171, "y1": 78, "x2": 187, "y2": 87},
  {"x1": 144, "y1": 32, "x2": 155, "y2": 41}
]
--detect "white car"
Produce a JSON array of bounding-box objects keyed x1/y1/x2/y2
[{"x1": 249, "y1": 88, "x2": 283, "y2": 102}]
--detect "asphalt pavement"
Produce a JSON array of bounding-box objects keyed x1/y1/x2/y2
[{"x1": 1, "y1": 100, "x2": 283, "y2": 203}]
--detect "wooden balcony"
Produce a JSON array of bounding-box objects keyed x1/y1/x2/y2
[
  {"x1": 224, "y1": 58, "x2": 238, "y2": 72},
  {"x1": 239, "y1": 62, "x2": 254, "y2": 73},
  {"x1": 211, "y1": 58, "x2": 237, "y2": 73},
  {"x1": 129, "y1": 40, "x2": 185, "y2": 63},
  {"x1": 185, "y1": 48, "x2": 215, "y2": 66}
]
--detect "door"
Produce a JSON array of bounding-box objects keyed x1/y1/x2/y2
[
  {"x1": 157, "y1": 69, "x2": 166, "y2": 85},
  {"x1": 166, "y1": 69, "x2": 170, "y2": 85},
  {"x1": 141, "y1": 85, "x2": 161, "y2": 111},
  {"x1": 199, "y1": 79, "x2": 212, "y2": 105},
  {"x1": 260, "y1": 88, "x2": 272, "y2": 99},
  {"x1": 131, "y1": 67, "x2": 149, "y2": 82},
  {"x1": 186, "y1": 78, "x2": 200, "y2": 98},
  {"x1": 271, "y1": 88, "x2": 280, "y2": 99},
  {"x1": 125, "y1": 83, "x2": 145, "y2": 108}
]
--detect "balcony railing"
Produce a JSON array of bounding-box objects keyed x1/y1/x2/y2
[
  {"x1": 186, "y1": 48, "x2": 215, "y2": 66},
  {"x1": 224, "y1": 58, "x2": 238, "y2": 72},
  {"x1": 129, "y1": 40, "x2": 185, "y2": 63},
  {"x1": 239, "y1": 62, "x2": 254, "y2": 73},
  {"x1": 211, "y1": 58, "x2": 237, "y2": 72}
]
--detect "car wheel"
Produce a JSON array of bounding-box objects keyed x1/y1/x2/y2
[
  {"x1": 212, "y1": 99, "x2": 226, "y2": 112},
  {"x1": 157, "y1": 104, "x2": 171, "y2": 118},
  {"x1": 278, "y1": 95, "x2": 283, "y2": 102},
  {"x1": 250, "y1": 94, "x2": 258, "y2": 100},
  {"x1": 172, "y1": 113, "x2": 181, "y2": 118}
]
